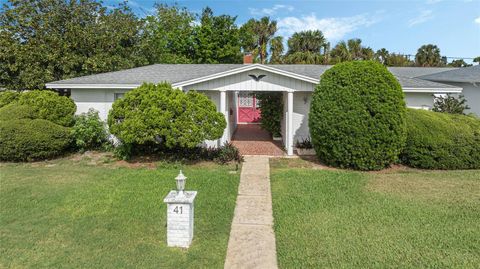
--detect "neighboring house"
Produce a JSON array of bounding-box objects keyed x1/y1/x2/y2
[
  {"x1": 419, "y1": 65, "x2": 480, "y2": 116},
  {"x1": 46, "y1": 57, "x2": 469, "y2": 156}
]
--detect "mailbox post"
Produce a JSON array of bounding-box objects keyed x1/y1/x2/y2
[{"x1": 163, "y1": 171, "x2": 197, "y2": 248}]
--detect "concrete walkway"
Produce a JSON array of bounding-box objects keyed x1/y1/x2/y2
[{"x1": 224, "y1": 156, "x2": 278, "y2": 269}]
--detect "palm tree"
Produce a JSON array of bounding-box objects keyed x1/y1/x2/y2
[
  {"x1": 415, "y1": 44, "x2": 442, "y2": 67},
  {"x1": 330, "y1": 41, "x2": 351, "y2": 62},
  {"x1": 347, "y1": 38, "x2": 363, "y2": 60},
  {"x1": 375, "y1": 48, "x2": 390, "y2": 65},
  {"x1": 287, "y1": 30, "x2": 326, "y2": 54},
  {"x1": 239, "y1": 17, "x2": 277, "y2": 64},
  {"x1": 269, "y1": 36, "x2": 284, "y2": 64},
  {"x1": 255, "y1": 17, "x2": 277, "y2": 64},
  {"x1": 322, "y1": 42, "x2": 330, "y2": 64},
  {"x1": 473, "y1": 56, "x2": 480, "y2": 65}
]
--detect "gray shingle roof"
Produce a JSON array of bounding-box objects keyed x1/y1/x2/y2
[
  {"x1": 418, "y1": 65, "x2": 480, "y2": 83},
  {"x1": 395, "y1": 76, "x2": 459, "y2": 89},
  {"x1": 46, "y1": 64, "x2": 460, "y2": 90}
]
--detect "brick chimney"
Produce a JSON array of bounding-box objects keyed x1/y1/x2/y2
[{"x1": 243, "y1": 53, "x2": 253, "y2": 64}]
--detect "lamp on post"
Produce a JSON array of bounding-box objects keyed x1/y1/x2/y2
[{"x1": 175, "y1": 170, "x2": 186, "y2": 197}]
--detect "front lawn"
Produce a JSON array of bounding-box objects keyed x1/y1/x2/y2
[
  {"x1": 0, "y1": 155, "x2": 240, "y2": 268},
  {"x1": 270, "y1": 158, "x2": 480, "y2": 268}
]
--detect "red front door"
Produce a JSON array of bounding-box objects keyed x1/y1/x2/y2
[{"x1": 238, "y1": 92, "x2": 261, "y2": 123}]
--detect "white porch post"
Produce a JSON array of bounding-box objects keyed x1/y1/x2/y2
[
  {"x1": 219, "y1": 89, "x2": 228, "y2": 147},
  {"x1": 287, "y1": 90, "x2": 294, "y2": 156}
]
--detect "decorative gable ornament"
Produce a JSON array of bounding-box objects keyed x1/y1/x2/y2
[{"x1": 248, "y1": 74, "x2": 266, "y2": 82}]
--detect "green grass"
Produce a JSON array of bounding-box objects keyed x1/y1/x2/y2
[
  {"x1": 270, "y1": 159, "x2": 480, "y2": 268},
  {"x1": 0, "y1": 157, "x2": 240, "y2": 268}
]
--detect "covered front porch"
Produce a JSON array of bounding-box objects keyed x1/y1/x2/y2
[
  {"x1": 175, "y1": 64, "x2": 317, "y2": 156},
  {"x1": 231, "y1": 124, "x2": 284, "y2": 156}
]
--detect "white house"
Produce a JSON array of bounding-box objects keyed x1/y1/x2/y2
[{"x1": 46, "y1": 58, "x2": 477, "y2": 156}]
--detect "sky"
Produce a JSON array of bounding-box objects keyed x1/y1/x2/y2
[
  {"x1": 4, "y1": 0, "x2": 479, "y2": 62},
  {"x1": 106, "y1": 0, "x2": 479, "y2": 62}
]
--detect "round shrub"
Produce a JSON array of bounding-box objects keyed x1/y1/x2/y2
[
  {"x1": 309, "y1": 61, "x2": 407, "y2": 170},
  {"x1": 401, "y1": 109, "x2": 480, "y2": 169},
  {"x1": 108, "y1": 83, "x2": 226, "y2": 148},
  {"x1": 0, "y1": 103, "x2": 37, "y2": 121},
  {"x1": 0, "y1": 91, "x2": 19, "y2": 108},
  {"x1": 17, "y1": 90, "x2": 76, "y2": 126},
  {"x1": 0, "y1": 119, "x2": 72, "y2": 161},
  {"x1": 72, "y1": 108, "x2": 107, "y2": 152}
]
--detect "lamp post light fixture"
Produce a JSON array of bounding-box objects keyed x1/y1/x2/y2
[{"x1": 175, "y1": 170, "x2": 187, "y2": 196}]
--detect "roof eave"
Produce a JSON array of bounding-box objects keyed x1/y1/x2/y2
[
  {"x1": 402, "y1": 87, "x2": 462, "y2": 93},
  {"x1": 45, "y1": 83, "x2": 141, "y2": 89}
]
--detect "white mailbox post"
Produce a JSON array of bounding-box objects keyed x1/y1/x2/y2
[{"x1": 163, "y1": 171, "x2": 197, "y2": 248}]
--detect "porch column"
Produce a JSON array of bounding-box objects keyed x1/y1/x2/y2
[
  {"x1": 219, "y1": 89, "x2": 228, "y2": 147},
  {"x1": 287, "y1": 90, "x2": 294, "y2": 156}
]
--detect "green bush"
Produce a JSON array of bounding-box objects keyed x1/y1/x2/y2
[
  {"x1": 257, "y1": 92, "x2": 282, "y2": 136},
  {"x1": 309, "y1": 61, "x2": 407, "y2": 170},
  {"x1": 214, "y1": 142, "x2": 244, "y2": 164},
  {"x1": 72, "y1": 108, "x2": 107, "y2": 152},
  {"x1": 17, "y1": 90, "x2": 76, "y2": 126},
  {"x1": 0, "y1": 119, "x2": 72, "y2": 161},
  {"x1": 401, "y1": 109, "x2": 480, "y2": 169},
  {"x1": 108, "y1": 83, "x2": 226, "y2": 148},
  {"x1": 0, "y1": 91, "x2": 19, "y2": 108},
  {"x1": 0, "y1": 103, "x2": 37, "y2": 121}
]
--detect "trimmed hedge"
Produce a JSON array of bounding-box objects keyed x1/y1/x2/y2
[
  {"x1": 0, "y1": 119, "x2": 72, "y2": 162},
  {"x1": 17, "y1": 90, "x2": 76, "y2": 126},
  {"x1": 0, "y1": 91, "x2": 19, "y2": 108},
  {"x1": 401, "y1": 109, "x2": 480, "y2": 169},
  {"x1": 0, "y1": 103, "x2": 37, "y2": 121},
  {"x1": 309, "y1": 61, "x2": 407, "y2": 170}
]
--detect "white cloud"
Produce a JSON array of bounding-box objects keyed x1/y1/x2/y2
[
  {"x1": 475, "y1": 16, "x2": 480, "y2": 24},
  {"x1": 408, "y1": 10, "x2": 434, "y2": 27},
  {"x1": 277, "y1": 13, "x2": 380, "y2": 41},
  {"x1": 249, "y1": 4, "x2": 294, "y2": 16}
]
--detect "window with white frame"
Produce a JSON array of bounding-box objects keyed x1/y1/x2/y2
[{"x1": 114, "y1": 93, "x2": 125, "y2": 100}]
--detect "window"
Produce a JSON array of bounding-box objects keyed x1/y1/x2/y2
[{"x1": 114, "y1": 93, "x2": 125, "y2": 100}]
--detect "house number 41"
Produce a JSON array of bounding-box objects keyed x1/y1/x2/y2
[{"x1": 173, "y1": 206, "x2": 183, "y2": 214}]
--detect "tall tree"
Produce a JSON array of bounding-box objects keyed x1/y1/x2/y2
[
  {"x1": 140, "y1": 4, "x2": 195, "y2": 64},
  {"x1": 0, "y1": 0, "x2": 144, "y2": 91},
  {"x1": 284, "y1": 30, "x2": 326, "y2": 64},
  {"x1": 330, "y1": 41, "x2": 351, "y2": 63},
  {"x1": 415, "y1": 44, "x2": 442, "y2": 67},
  {"x1": 448, "y1": 59, "x2": 472, "y2": 67},
  {"x1": 239, "y1": 17, "x2": 277, "y2": 64},
  {"x1": 386, "y1": 53, "x2": 414, "y2": 67},
  {"x1": 347, "y1": 38, "x2": 363, "y2": 60},
  {"x1": 269, "y1": 36, "x2": 284, "y2": 64},
  {"x1": 474, "y1": 56, "x2": 480, "y2": 65},
  {"x1": 287, "y1": 30, "x2": 326, "y2": 54},
  {"x1": 193, "y1": 7, "x2": 242, "y2": 64},
  {"x1": 375, "y1": 48, "x2": 390, "y2": 65}
]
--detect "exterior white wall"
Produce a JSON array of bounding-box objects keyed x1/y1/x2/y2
[
  {"x1": 292, "y1": 92, "x2": 312, "y2": 143},
  {"x1": 71, "y1": 88, "x2": 129, "y2": 120},
  {"x1": 183, "y1": 70, "x2": 315, "y2": 92},
  {"x1": 443, "y1": 82, "x2": 480, "y2": 116},
  {"x1": 404, "y1": 92, "x2": 435, "y2": 109}
]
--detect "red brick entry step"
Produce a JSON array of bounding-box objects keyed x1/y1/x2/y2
[{"x1": 231, "y1": 125, "x2": 284, "y2": 156}]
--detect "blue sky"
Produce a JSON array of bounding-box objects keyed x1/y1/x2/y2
[
  {"x1": 3, "y1": 0, "x2": 478, "y2": 61},
  {"x1": 106, "y1": 0, "x2": 479, "y2": 62}
]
